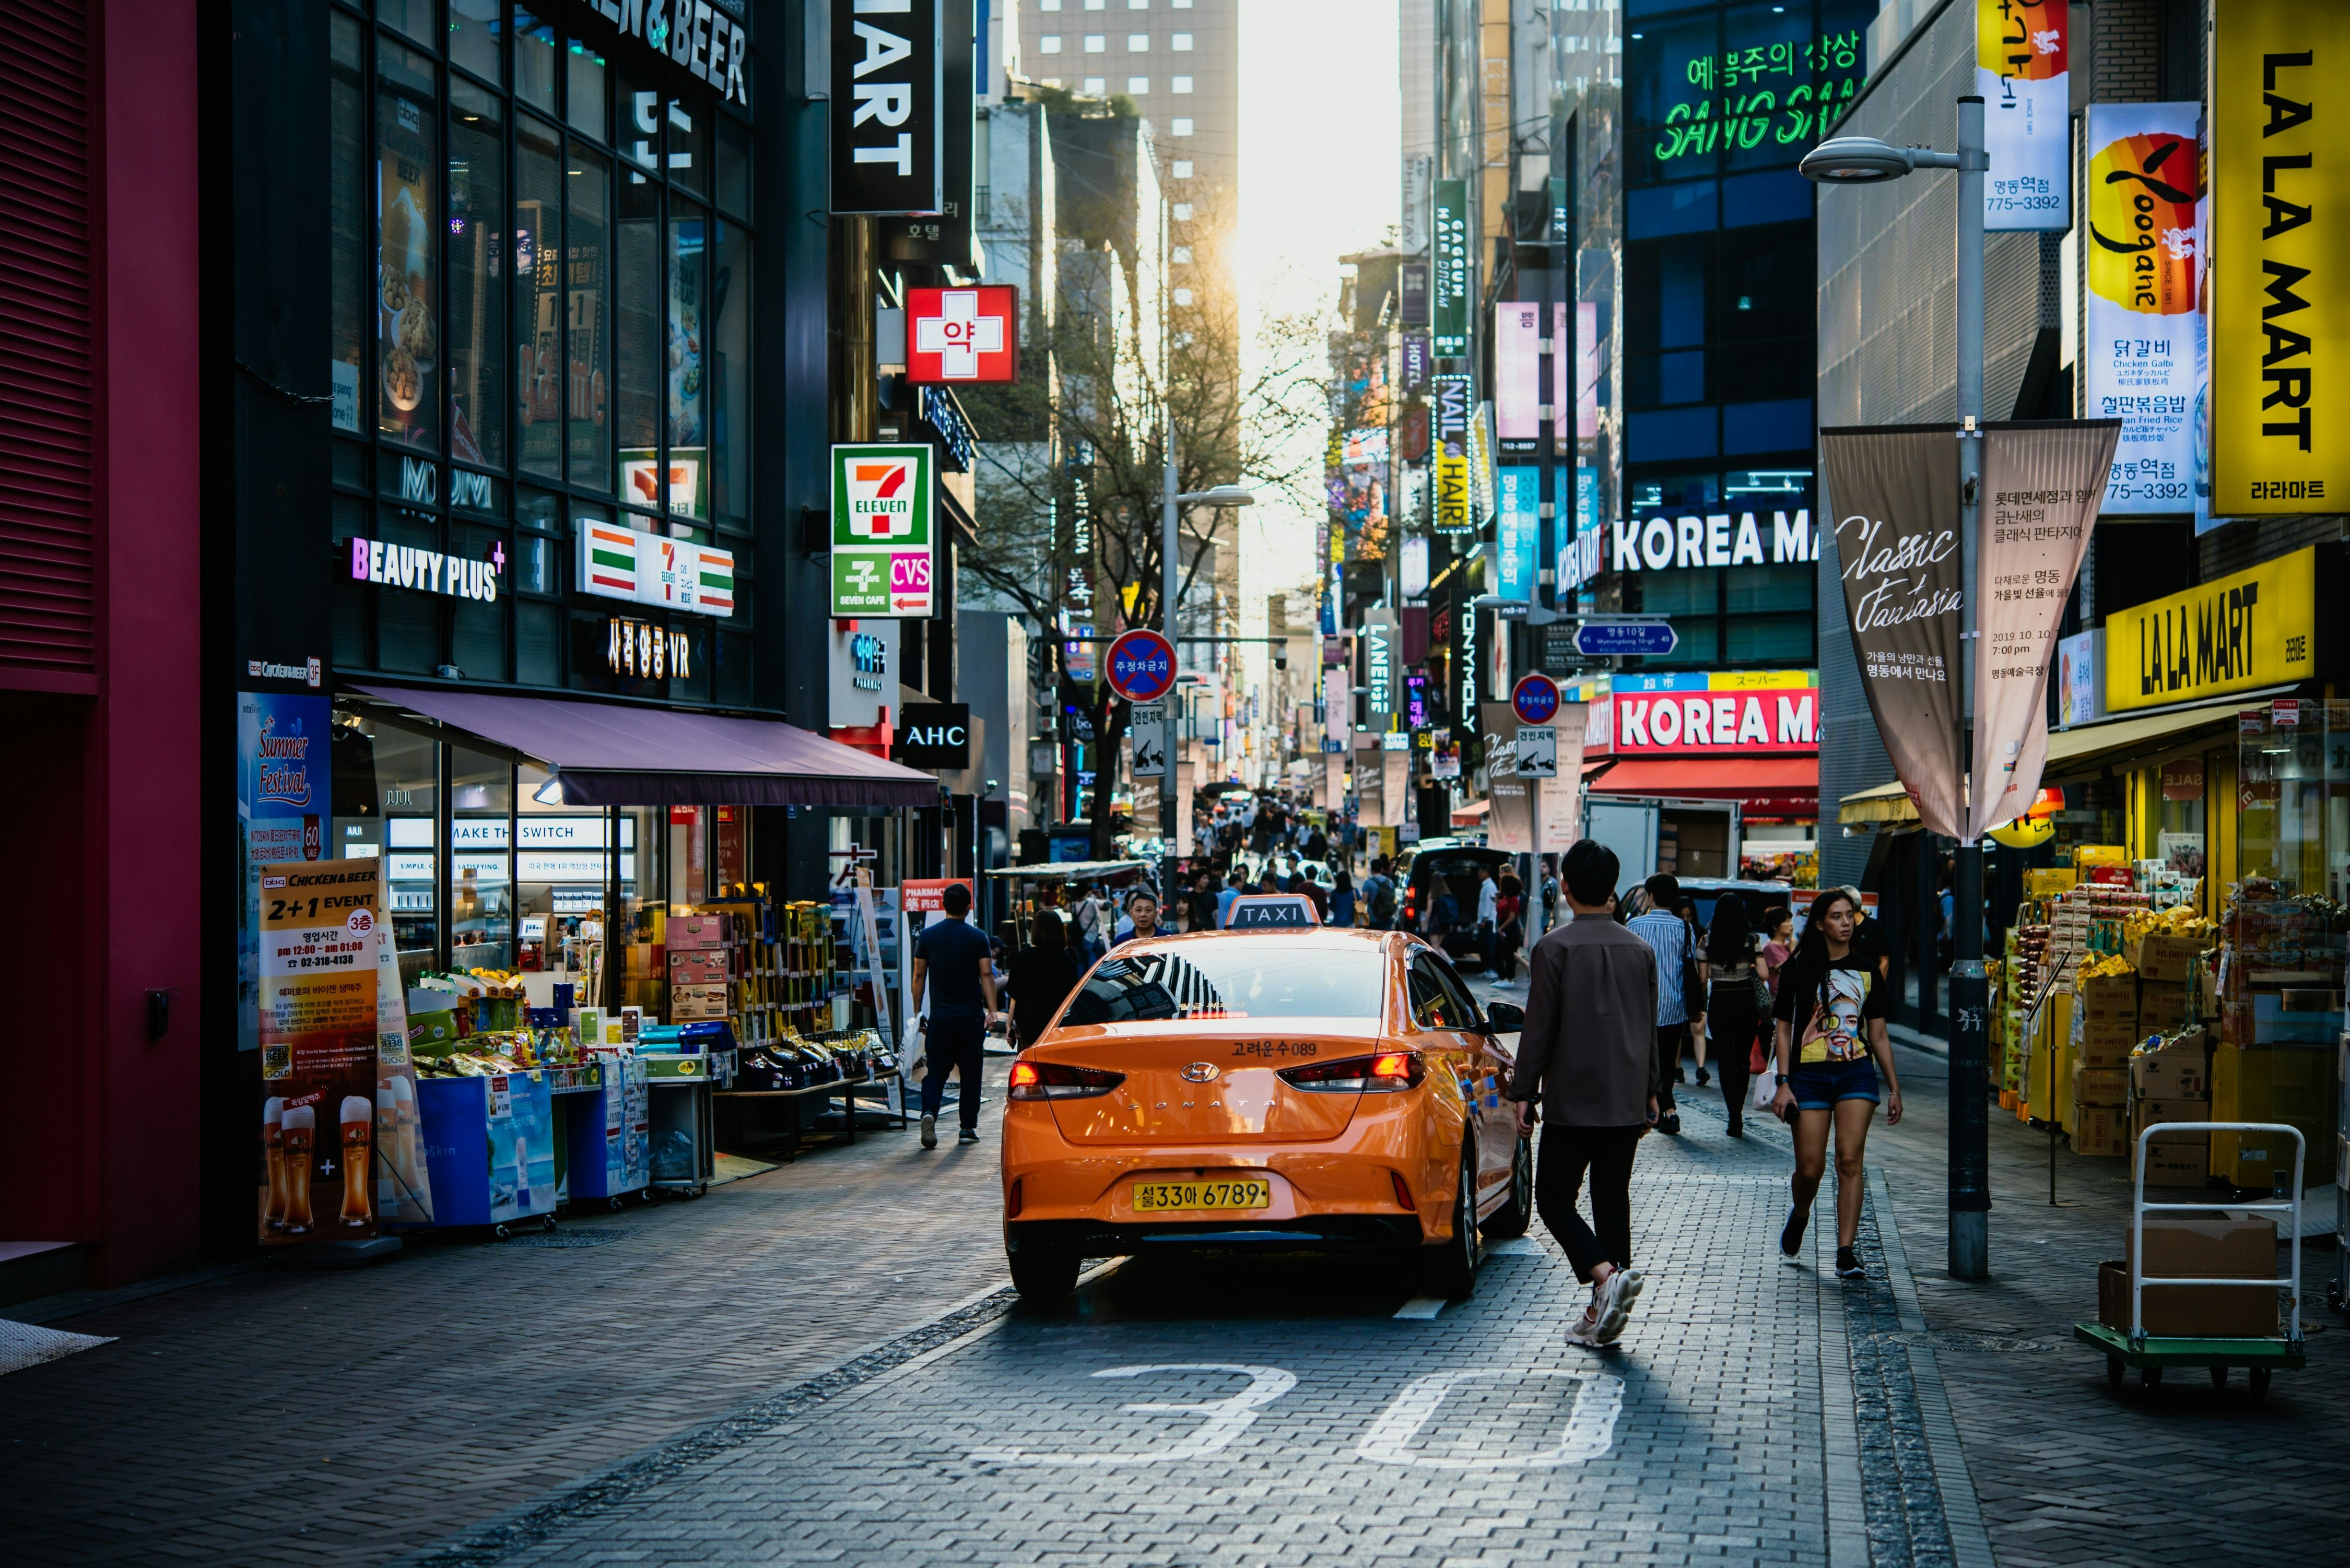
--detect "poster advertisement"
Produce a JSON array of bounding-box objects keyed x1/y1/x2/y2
[
  {"x1": 377, "y1": 72, "x2": 438, "y2": 450},
  {"x1": 2083, "y1": 103, "x2": 2202, "y2": 513},
  {"x1": 239, "y1": 692, "x2": 330, "y2": 1054},
  {"x1": 1977, "y1": 0, "x2": 2070, "y2": 230},
  {"x1": 257, "y1": 858, "x2": 383, "y2": 1244},
  {"x1": 373, "y1": 930, "x2": 435, "y2": 1227},
  {"x1": 1819, "y1": 427, "x2": 1966, "y2": 839},
  {"x1": 2209, "y1": 0, "x2": 2350, "y2": 515},
  {"x1": 1968, "y1": 421, "x2": 2119, "y2": 840}
]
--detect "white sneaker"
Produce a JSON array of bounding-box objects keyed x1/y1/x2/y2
[
  {"x1": 920, "y1": 1114, "x2": 937, "y2": 1149},
  {"x1": 1613, "y1": 1267, "x2": 1647, "y2": 1311},
  {"x1": 1564, "y1": 1308, "x2": 1604, "y2": 1348},
  {"x1": 1591, "y1": 1272, "x2": 1632, "y2": 1343}
]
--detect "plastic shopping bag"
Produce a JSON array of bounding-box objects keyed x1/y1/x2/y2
[{"x1": 1750, "y1": 1067, "x2": 1781, "y2": 1114}]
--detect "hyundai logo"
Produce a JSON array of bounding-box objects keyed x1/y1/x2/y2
[{"x1": 1180, "y1": 1063, "x2": 1220, "y2": 1083}]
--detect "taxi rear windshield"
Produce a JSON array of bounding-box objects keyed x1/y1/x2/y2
[{"x1": 1062, "y1": 946, "x2": 1384, "y2": 1024}]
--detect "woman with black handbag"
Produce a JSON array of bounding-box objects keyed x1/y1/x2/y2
[{"x1": 1701, "y1": 899, "x2": 1764, "y2": 1136}]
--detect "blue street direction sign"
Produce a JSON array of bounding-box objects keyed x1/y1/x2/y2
[
  {"x1": 1105, "y1": 628, "x2": 1178, "y2": 703},
  {"x1": 1573, "y1": 620, "x2": 1677, "y2": 657}
]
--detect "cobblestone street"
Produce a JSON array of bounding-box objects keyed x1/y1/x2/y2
[{"x1": 4, "y1": 1038, "x2": 2345, "y2": 1567}]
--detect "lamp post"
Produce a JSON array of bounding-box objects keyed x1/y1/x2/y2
[
  {"x1": 1800, "y1": 98, "x2": 1992, "y2": 1282},
  {"x1": 1160, "y1": 433, "x2": 1253, "y2": 907}
]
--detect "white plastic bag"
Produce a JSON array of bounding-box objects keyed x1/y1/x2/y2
[{"x1": 1750, "y1": 1067, "x2": 1781, "y2": 1113}]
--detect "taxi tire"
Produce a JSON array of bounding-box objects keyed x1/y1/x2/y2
[
  {"x1": 1008, "y1": 1247, "x2": 1080, "y2": 1303},
  {"x1": 1418, "y1": 1140, "x2": 1482, "y2": 1301},
  {"x1": 1480, "y1": 1135, "x2": 1534, "y2": 1240}
]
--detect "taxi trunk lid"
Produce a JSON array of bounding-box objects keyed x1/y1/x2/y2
[{"x1": 1032, "y1": 1022, "x2": 1382, "y2": 1146}]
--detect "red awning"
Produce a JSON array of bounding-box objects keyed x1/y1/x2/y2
[{"x1": 1587, "y1": 756, "x2": 1818, "y2": 816}]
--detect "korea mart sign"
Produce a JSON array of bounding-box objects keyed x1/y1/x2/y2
[
  {"x1": 830, "y1": 444, "x2": 935, "y2": 617},
  {"x1": 2102, "y1": 545, "x2": 2334, "y2": 714},
  {"x1": 2210, "y1": 1, "x2": 2350, "y2": 514}
]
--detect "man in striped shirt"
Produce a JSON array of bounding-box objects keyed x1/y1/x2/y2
[{"x1": 1626, "y1": 873, "x2": 1699, "y2": 1136}]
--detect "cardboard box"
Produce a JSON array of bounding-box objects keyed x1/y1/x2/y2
[
  {"x1": 2131, "y1": 1033, "x2": 2210, "y2": 1100},
  {"x1": 2077, "y1": 973, "x2": 2140, "y2": 1023},
  {"x1": 2098, "y1": 1260, "x2": 2277, "y2": 1338},
  {"x1": 668, "y1": 914, "x2": 730, "y2": 951},
  {"x1": 2075, "y1": 1025, "x2": 2139, "y2": 1070},
  {"x1": 667, "y1": 950, "x2": 731, "y2": 986},
  {"x1": 2132, "y1": 932, "x2": 2208, "y2": 984},
  {"x1": 2074, "y1": 1105, "x2": 2128, "y2": 1156},
  {"x1": 671, "y1": 988, "x2": 732, "y2": 1022},
  {"x1": 2132, "y1": 1141, "x2": 2210, "y2": 1184},
  {"x1": 2211, "y1": 1120, "x2": 2333, "y2": 1188},
  {"x1": 2136, "y1": 981, "x2": 2189, "y2": 1030},
  {"x1": 2072, "y1": 1065, "x2": 2130, "y2": 1107},
  {"x1": 2025, "y1": 868, "x2": 2077, "y2": 897}
]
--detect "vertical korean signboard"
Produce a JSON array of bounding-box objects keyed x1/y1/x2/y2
[
  {"x1": 1978, "y1": 0, "x2": 2070, "y2": 229},
  {"x1": 2083, "y1": 103, "x2": 2202, "y2": 513},
  {"x1": 831, "y1": 0, "x2": 944, "y2": 216},
  {"x1": 1496, "y1": 467, "x2": 1541, "y2": 600},
  {"x1": 1431, "y1": 179, "x2": 1471, "y2": 358},
  {"x1": 831, "y1": 443, "x2": 936, "y2": 617},
  {"x1": 2210, "y1": 1, "x2": 2350, "y2": 514},
  {"x1": 258, "y1": 858, "x2": 383, "y2": 1245}
]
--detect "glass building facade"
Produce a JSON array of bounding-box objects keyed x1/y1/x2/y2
[{"x1": 324, "y1": 1, "x2": 756, "y2": 708}]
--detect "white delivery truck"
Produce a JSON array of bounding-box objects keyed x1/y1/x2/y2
[{"x1": 1582, "y1": 795, "x2": 1743, "y2": 900}]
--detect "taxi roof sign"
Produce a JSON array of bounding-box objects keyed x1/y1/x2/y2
[{"x1": 1221, "y1": 894, "x2": 1320, "y2": 930}]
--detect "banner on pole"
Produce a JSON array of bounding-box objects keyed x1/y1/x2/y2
[
  {"x1": 1977, "y1": 0, "x2": 2071, "y2": 231},
  {"x1": 1820, "y1": 427, "x2": 1966, "y2": 839},
  {"x1": 1968, "y1": 421, "x2": 2119, "y2": 840},
  {"x1": 2082, "y1": 102, "x2": 2202, "y2": 513}
]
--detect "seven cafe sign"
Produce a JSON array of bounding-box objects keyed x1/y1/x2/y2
[{"x1": 906, "y1": 285, "x2": 1018, "y2": 384}]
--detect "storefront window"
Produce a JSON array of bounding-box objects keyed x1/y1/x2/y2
[
  {"x1": 666, "y1": 99, "x2": 708, "y2": 198},
  {"x1": 449, "y1": 81, "x2": 507, "y2": 469},
  {"x1": 568, "y1": 143, "x2": 613, "y2": 493},
  {"x1": 2157, "y1": 758, "x2": 2207, "y2": 882},
  {"x1": 377, "y1": 42, "x2": 439, "y2": 452},
  {"x1": 613, "y1": 806, "x2": 663, "y2": 1011},
  {"x1": 515, "y1": 115, "x2": 565, "y2": 479},
  {"x1": 514, "y1": 8, "x2": 559, "y2": 116},
  {"x1": 710, "y1": 217, "x2": 750, "y2": 533},
  {"x1": 450, "y1": 748, "x2": 514, "y2": 970},
  {"x1": 449, "y1": 0, "x2": 503, "y2": 86},
  {"x1": 2237, "y1": 702, "x2": 2350, "y2": 901},
  {"x1": 566, "y1": 38, "x2": 608, "y2": 141},
  {"x1": 449, "y1": 521, "x2": 510, "y2": 681},
  {"x1": 333, "y1": 718, "x2": 441, "y2": 988},
  {"x1": 616, "y1": 174, "x2": 662, "y2": 509},
  {"x1": 516, "y1": 764, "x2": 609, "y2": 980},
  {"x1": 329, "y1": 13, "x2": 366, "y2": 434},
  {"x1": 375, "y1": 506, "x2": 441, "y2": 674},
  {"x1": 716, "y1": 114, "x2": 750, "y2": 219},
  {"x1": 667, "y1": 203, "x2": 709, "y2": 522}
]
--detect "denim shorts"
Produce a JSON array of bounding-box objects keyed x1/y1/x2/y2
[{"x1": 1787, "y1": 1058, "x2": 1881, "y2": 1111}]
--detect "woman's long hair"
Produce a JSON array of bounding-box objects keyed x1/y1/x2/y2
[
  {"x1": 1706, "y1": 896, "x2": 1752, "y2": 965},
  {"x1": 1029, "y1": 908, "x2": 1067, "y2": 952},
  {"x1": 1786, "y1": 887, "x2": 1858, "y2": 1028}
]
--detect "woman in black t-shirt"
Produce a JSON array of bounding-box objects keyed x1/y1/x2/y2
[{"x1": 1768, "y1": 888, "x2": 1903, "y2": 1280}]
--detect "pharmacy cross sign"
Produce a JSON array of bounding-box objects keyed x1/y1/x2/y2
[{"x1": 906, "y1": 285, "x2": 1019, "y2": 384}]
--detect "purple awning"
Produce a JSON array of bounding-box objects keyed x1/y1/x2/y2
[{"x1": 352, "y1": 686, "x2": 939, "y2": 808}]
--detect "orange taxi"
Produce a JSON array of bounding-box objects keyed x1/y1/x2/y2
[{"x1": 1000, "y1": 928, "x2": 1531, "y2": 1302}]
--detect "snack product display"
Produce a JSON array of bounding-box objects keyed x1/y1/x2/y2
[{"x1": 384, "y1": 345, "x2": 422, "y2": 411}]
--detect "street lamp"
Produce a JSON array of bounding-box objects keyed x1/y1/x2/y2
[
  {"x1": 1802, "y1": 98, "x2": 1993, "y2": 1282},
  {"x1": 1160, "y1": 439, "x2": 1252, "y2": 904}
]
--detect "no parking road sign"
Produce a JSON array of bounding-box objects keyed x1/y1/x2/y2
[
  {"x1": 1106, "y1": 629, "x2": 1178, "y2": 703},
  {"x1": 1511, "y1": 673, "x2": 1560, "y2": 726}
]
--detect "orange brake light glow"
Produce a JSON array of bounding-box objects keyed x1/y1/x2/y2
[
  {"x1": 1008, "y1": 1061, "x2": 1040, "y2": 1091},
  {"x1": 1371, "y1": 1052, "x2": 1413, "y2": 1080}
]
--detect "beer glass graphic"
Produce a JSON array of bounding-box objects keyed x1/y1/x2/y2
[
  {"x1": 281, "y1": 1104, "x2": 316, "y2": 1233},
  {"x1": 389, "y1": 1074, "x2": 423, "y2": 1198},
  {"x1": 263, "y1": 1097, "x2": 288, "y2": 1230},
  {"x1": 339, "y1": 1094, "x2": 374, "y2": 1225}
]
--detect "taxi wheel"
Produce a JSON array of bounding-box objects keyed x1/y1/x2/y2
[
  {"x1": 1008, "y1": 1247, "x2": 1079, "y2": 1303},
  {"x1": 1419, "y1": 1141, "x2": 1482, "y2": 1301},
  {"x1": 1481, "y1": 1135, "x2": 1534, "y2": 1240}
]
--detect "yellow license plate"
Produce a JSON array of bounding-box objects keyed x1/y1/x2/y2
[{"x1": 1131, "y1": 1178, "x2": 1272, "y2": 1213}]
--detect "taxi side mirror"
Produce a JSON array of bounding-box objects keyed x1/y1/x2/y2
[{"x1": 1484, "y1": 1002, "x2": 1525, "y2": 1034}]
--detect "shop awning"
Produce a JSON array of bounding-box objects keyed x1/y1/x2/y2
[
  {"x1": 2044, "y1": 690, "x2": 2292, "y2": 777},
  {"x1": 986, "y1": 859, "x2": 1150, "y2": 879},
  {"x1": 1452, "y1": 799, "x2": 1491, "y2": 820},
  {"x1": 1838, "y1": 780, "x2": 1918, "y2": 827},
  {"x1": 351, "y1": 685, "x2": 939, "y2": 808},
  {"x1": 1589, "y1": 757, "x2": 1818, "y2": 815}
]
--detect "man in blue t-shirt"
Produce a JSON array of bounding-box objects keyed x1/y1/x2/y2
[{"x1": 909, "y1": 881, "x2": 1000, "y2": 1149}]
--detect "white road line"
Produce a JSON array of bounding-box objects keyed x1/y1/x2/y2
[
  {"x1": 1353, "y1": 1369, "x2": 1624, "y2": 1468},
  {"x1": 1392, "y1": 1294, "x2": 1448, "y2": 1319}
]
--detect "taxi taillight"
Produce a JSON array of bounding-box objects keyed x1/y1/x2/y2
[
  {"x1": 1279, "y1": 1052, "x2": 1425, "y2": 1093},
  {"x1": 1008, "y1": 1060, "x2": 1126, "y2": 1100}
]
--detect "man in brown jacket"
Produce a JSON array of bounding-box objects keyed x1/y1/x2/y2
[{"x1": 1510, "y1": 838, "x2": 1663, "y2": 1346}]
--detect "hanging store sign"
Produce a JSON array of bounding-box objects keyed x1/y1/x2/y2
[
  {"x1": 574, "y1": 524, "x2": 736, "y2": 615},
  {"x1": 2210, "y1": 2, "x2": 2350, "y2": 514},
  {"x1": 2101, "y1": 545, "x2": 2328, "y2": 715},
  {"x1": 830, "y1": 443, "x2": 936, "y2": 617},
  {"x1": 896, "y1": 701, "x2": 971, "y2": 768},
  {"x1": 351, "y1": 537, "x2": 502, "y2": 603},
  {"x1": 557, "y1": 0, "x2": 751, "y2": 109},
  {"x1": 1493, "y1": 304, "x2": 1544, "y2": 446},
  {"x1": 1592, "y1": 511, "x2": 1818, "y2": 581},
  {"x1": 2083, "y1": 102, "x2": 2203, "y2": 513},
  {"x1": 1496, "y1": 467, "x2": 1540, "y2": 600},
  {"x1": 606, "y1": 616, "x2": 695, "y2": 680},
  {"x1": 880, "y1": 0, "x2": 974, "y2": 266},
  {"x1": 1430, "y1": 179, "x2": 1471, "y2": 357},
  {"x1": 1977, "y1": 0, "x2": 2070, "y2": 230},
  {"x1": 1602, "y1": 687, "x2": 1819, "y2": 756},
  {"x1": 904, "y1": 285, "x2": 1018, "y2": 383},
  {"x1": 830, "y1": 0, "x2": 943, "y2": 216}
]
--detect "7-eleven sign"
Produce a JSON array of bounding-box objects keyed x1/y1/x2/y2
[
  {"x1": 904, "y1": 285, "x2": 1019, "y2": 384},
  {"x1": 831, "y1": 443, "x2": 935, "y2": 618}
]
